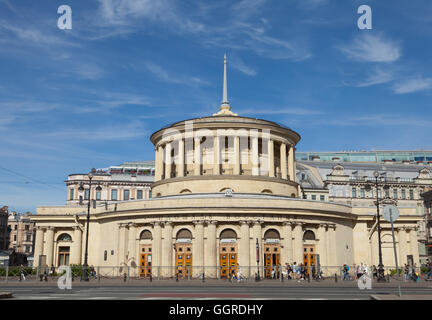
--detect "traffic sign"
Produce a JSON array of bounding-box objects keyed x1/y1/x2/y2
[{"x1": 382, "y1": 205, "x2": 399, "y2": 223}]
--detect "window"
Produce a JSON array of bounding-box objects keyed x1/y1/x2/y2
[
  {"x1": 352, "y1": 188, "x2": 357, "y2": 198},
  {"x1": 369, "y1": 190, "x2": 373, "y2": 198},
  {"x1": 124, "y1": 189, "x2": 130, "y2": 201},
  {"x1": 137, "y1": 190, "x2": 143, "y2": 200},
  {"x1": 149, "y1": 190, "x2": 152, "y2": 198},
  {"x1": 393, "y1": 189, "x2": 398, "y2": 199},
  {"x1": 360, "y1": 188, "x2": 365, "y2": 198},
  {"x1": 84, "y1": 189, "x2": 90, "y2": 200},
  {"x1": 14, "y1": 225, "x2": 17, "y2": 230},
  {"x1": 311, "y1": 195, "x2": 316, "y2": 200},
  {"x1": 385, "y1": 189, "x2": 390, "y2": 198},
  {"x1": 25, "y1": 225, "x2": 29, "y2": 231},
  {"x1": 14, "y1": 235, "x2": 16, "y2": 241},
  {"x1": 96, "y1": 191, "x2": 101, "y2": 200},
  {"x1": 320, "y1": 195, "x2": 325, "y2": 201},
  {"x1": 401, "y1": 189, "x2": 406, "y2": 199},
  {"x1": 25, "y1": 246, "x2": 30, "y2": 253},
  {"x1": 378, "y1": 189, "x2": 382, "y2": 198},
  {"x1": 111, "y1": 189, "x2": 118, "y2": 201},
  {"x1": 70, "y1": 189, "x2": 74, "y2": 200},
  {"x1": 26, "y1": 235, "x2": 31, "y2": 241},
  {"x1": 410, "y1": 189, "x2": 414, "y2": 200}
]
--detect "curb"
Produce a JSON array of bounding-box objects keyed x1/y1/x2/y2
[{"x1": 370, "y1": 295, "x2": 380, "y2": 300}]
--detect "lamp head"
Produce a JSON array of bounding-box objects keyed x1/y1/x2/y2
[{"x1": 374, "y1": 171, "x2": 379, "y2": 178}]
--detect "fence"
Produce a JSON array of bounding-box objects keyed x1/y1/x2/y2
[{"x1": 0, "y1": 265, "x2": 428, "y2": 283}]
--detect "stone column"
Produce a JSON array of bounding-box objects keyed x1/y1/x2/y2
[
  {"x1": 251, "y1": 221, "x2": 263, "y2": 273},
  {"x1": 155, "y1": 145, "x2": 162, "y2": 181},
  {"x1": 165, "y1": 142, "x2": 172, "y2": 179},
  {"x1": 193, "y1": 221, "x2": 204, "y2": 277},
  {"x1": 409, "y1": 227, "x2": 420, "y2": 265},
  {"x1": 213, "y1": 136, "x2": 220, "y2": 175},
  {"x1": 398, "y1": 227, "x2": 408, "y2": 265},
  {"x1": 205, "y1": 221, "x2": 217, "y2": 278},
  {"x1": 44, "y1": 227, "x2": 55, "y2": 267},
  {"x1": 72, "y1": 226, "x2": 83, "y2": 265},
  {"x1": 162, "y1": 222, "x2": 173, "y2": 277},
  {"x1": 288, "y1": 145, "x2": 295, "y2": 181},
  {"x1": 293, "y1": 223, "x2": 303, "y2": 264},
  {"x1": 280, "y1": 143, "x2": 287, "y2": 180},
  {"x1": 317, "y1": 224, "x2": 327, "y2": 268},
  {"x1": 117, "y1": 223, "x2": 126, "y2": 268},
  {"x1": 268, "y1": 139, "x2": 275, "y2": 178},
  {"x1": 178, "y1": 138, "x2": 185, "y2": 177},
  {"x1": 239, "y1": 221, "x2": 250, "y2": 276},
  {"x1": 194, "y1": 137, "x2": 201, "y2": 176},
  {"x1": 328, "y1": 224, "x2": 337, "y2": 267},
  {"x1": 33, "y1": 227, "x2": 45, "y2": 267},
  {"x1": 252, "y1": 135, "x2": 259, "y2": 176},
  {"x1": 234, "y1": 136, "x2": 240, "y2": 175},
  {"x1": 128, "y1": 223, "x2": 137, "y2": 270},
  {"x1": 152, "y1": 222, "x2": 162, "y2": 276},
  {"x1": 281, "y1": 221, "x2": 293, "y2": 265}
]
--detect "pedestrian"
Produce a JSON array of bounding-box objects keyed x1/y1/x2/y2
[
  {"x1": 292, "y1": 262, "x2": 298, "y2": 280},
  {"x1": 426, "y1": 259, "x2": 432, "y2": 281},
  {"x1": 357, "y1": 263, "x2": 364, "y2": 279},
  {"x1": 343, "y1": 264, "x2": 350, "y2": 281},
  {"x1": 404, "y1": 264, "x2": 409, "y2": 282},
  {"x1": 373, "y1": 265, "x2": 378, "y2": 279},
  {"x1": 311, "y1": 264, "x2": 316, "y2": 280},
  {"x1": 19, "y1": 264, "x2": 26, "y2": 281},
  {"x1": 50, "y1": 265, "x2": 55, "y2": 279}
]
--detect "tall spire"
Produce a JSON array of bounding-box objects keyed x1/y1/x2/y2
[
  {"x1": 222, "y1": 53, "x2": 229, "y2": 105},
  {"x1": 213, "y1": 53, "x2": 238, "y2": 116}
]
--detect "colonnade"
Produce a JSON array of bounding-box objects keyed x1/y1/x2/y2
[{"x1": 154, "y1": 135, "x2": 296, "y2": 182}]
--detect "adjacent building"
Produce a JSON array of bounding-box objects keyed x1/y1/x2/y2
[
  {"x1": 8, "y1": 212, "x2": 35, "y2": 255},
  {"x1": 0, "y1": 206, "x2": 8, "y2": 250},
  {"x1": 422, "y1": 187, "x2": 432, "y2": 260}
]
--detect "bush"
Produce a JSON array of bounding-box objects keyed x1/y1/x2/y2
[
  {"x1": 389, "y1": 269, "x2": 403, "y2": 276},
  {"x1": 0, "y1": 266, "x2": 36, "y2": 276}
]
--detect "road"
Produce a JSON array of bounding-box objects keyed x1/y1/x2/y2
[{"x1": 2, "y1": 281, "x2": 432, "y2": 300}]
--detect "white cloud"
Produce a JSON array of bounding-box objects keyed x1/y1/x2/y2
[
  {"x1": 339, "y1": 33, "x2": 401, "y2": 63},
  {"x1": 229, "y1": 54, "x2": 257, "y2": 76},
  {"x1": 74, "y1": 64, "x2": 105, "y2": 80},
  {"x1": 144, "y1": 62, "x2": 210, "y2": 86},
  {"x1": 393, "y1": 77, "x2": 432, "y2": 94},
  {"x1": 355, "y1": 68, "x2": 394, "y2": 87}
]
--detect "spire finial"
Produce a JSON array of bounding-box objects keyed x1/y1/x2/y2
[{"x1": 213, "y1": 53, "x2": 238, "y2": 116}]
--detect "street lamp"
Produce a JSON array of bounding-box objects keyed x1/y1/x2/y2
[
  {"x1": 80, "y1": 168, "x2": 98, "y2": 281},
  {"x1": 373, "y1": 171, "x2": 386, "y2": 282},
  {"x1": 255, "y1": 238, "x2": 260, "y2": 281}
]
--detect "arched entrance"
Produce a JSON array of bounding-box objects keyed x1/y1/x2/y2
[
  {"x1": 139, "y1": 230, "x2": 152, "y2": 277},
  {"x1": 175, "y1": 228, "x2": 193, "y2": 278},
  {"x1": 264, "y1": 229, "x2": 281, "y2": 279},
  {"x1": 219, "y1": 229, "x2": 238, "y2": 278},
  {"x1": 56, "y1": 233, "x2": 72, "y2": 266},
  {"x1": 303, "y1": 230, "x2": 317, "y2": 276}
]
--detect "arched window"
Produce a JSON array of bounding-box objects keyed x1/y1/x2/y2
[
  {"x1": 303, "y1": 230, "x2": 316, "y2": 241},
  {"x1": 57, "y1": 233, "x2": 72, "y2": 241},
  {"x1": 140, "y1": 230, "x2": 152, "y2": 240},
  {"x1": 180, "y1": 189, "x2": 192, "y2": 194},
  {"x1": 176, "y1": 228, "x2": 192, "y2": 239},
  {"x1": 219, "y1": 187, "x2": 234, "y2": 192},
  {"x1": 220, "y1": 229, "x2": 237, "y2": 239},
  {"x1": 264, "y1": 229, "x2": 280, "y2": 239},
  {"x1": 261, "y1": 189, "x2": 273, "y2": 194}
]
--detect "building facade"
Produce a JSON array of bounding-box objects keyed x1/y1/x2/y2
[
  {"x1": 0, "y1": 206, "x2": 8, "y2": 250},
  {"x1": 31, "y1": 57, "x2": 423, "y2": 278},
  {"x1": 422, "y1": 188, "x2": 432, "y2": 259},
  {"x1": 8, "y1": 212, "x2": 35, "y2": 255}
]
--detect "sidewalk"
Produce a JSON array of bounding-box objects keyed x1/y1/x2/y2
[{"x1": 1, "y1": 278, "x2": 431, "y2": 287}]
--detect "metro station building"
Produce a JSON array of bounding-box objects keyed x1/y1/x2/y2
[{"x1": 32, "y1": 57, "x2": 425, "y2": 278}]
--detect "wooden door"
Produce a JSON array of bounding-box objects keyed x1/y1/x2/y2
[
  {"x1": 303, "y1": 245, "x2": 316, "y2": 275},
  {"x1": 264, "y1": 244, "x2": 281, "y2": 278},
  {"x1": 219, "y1": 243, "x2": 238, "y2": 278},
  {"x1": 139, "y1": 245, "x2": 152, "y2": 277},
  {"x1": 176, "y1": 243, "x2": 192, "y2": 278}
]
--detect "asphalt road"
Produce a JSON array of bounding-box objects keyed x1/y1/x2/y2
[{"x1": 2, "y1": 283, "x2": 432, "y2": 300}]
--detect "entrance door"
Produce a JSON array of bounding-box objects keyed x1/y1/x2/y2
[
  {"x1": 303, "y1": 245, "x2": 316, "y2": 276},
  {"x1": 219, "y1": 243, "x2": 238, "y2": 278},
  {"x1": 139, "y1": 245, "x2": 152, "y2": 277},
  {"x1": 176, "y1": 243, "x2": 192, "y2": 278},
  {"x1": 58, "y1": 246, "x2": 70, "y2": 266},
  {"x1": 264, "y1": 244, "x2": 281, "y2": 279}
]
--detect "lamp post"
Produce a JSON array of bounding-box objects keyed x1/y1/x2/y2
[
  {"x1": 373, "y1": 171, "x2": 386, "y2": 282},
  {"x1": 79, "y1": 168, "x2": 101, "y2": 281},
  {"x1": 255, "y1": 238, "x2": 260, "y2": 281}
]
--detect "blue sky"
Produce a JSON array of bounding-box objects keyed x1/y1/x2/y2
[{"x1": 1, "y1": 0, "x2": 432, "y2": 212}]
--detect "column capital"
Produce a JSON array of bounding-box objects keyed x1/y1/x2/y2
[
  {"x1": 283, "y1": 220, "x2": 294, "y2": 226},
  {"x1": 46, "y1": 226, "x2": 54, "y2": 231},
  {"x1": 162, "y1": 221, "x2": 173, "y2": 227},
  {"x1": 193, "y1": 220, "x2": 204, "y2": 226},
  {"x1": 239, "y1": 220, "x2": 250, "y2": 226},
  {"x1": 152, "y1": 221, "x2": 161, "y2": 228},
  {"x1": 36, "y1": 226, "x2": 46, "y2": 231},
  {"x1": 253, "y1": 220, "x2": 263, "y2": 226}
]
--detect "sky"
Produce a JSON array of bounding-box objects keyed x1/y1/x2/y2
[{"x1": 1, "y1": 0, "x2": 432, "y2": 213}]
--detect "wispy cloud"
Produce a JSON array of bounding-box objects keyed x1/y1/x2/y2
[
  {"x1": 392, "y1": 76, "x2": 432, "y2": 94},
  {"x1": 237, "y1": 107, "x2": 322, "y2": 116},
  {"x1": 338, "y1": 33, "x2": 401, "y2": 63},
  {"x1": 354, "y1": 68, "x2": 395, "y2": 87},
  {"x1": 229, "y1": 54, "x2": 257, "y2": 76},
  {"x1": 144, "y1": 62, "x2": 210, "y2": 86}
]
